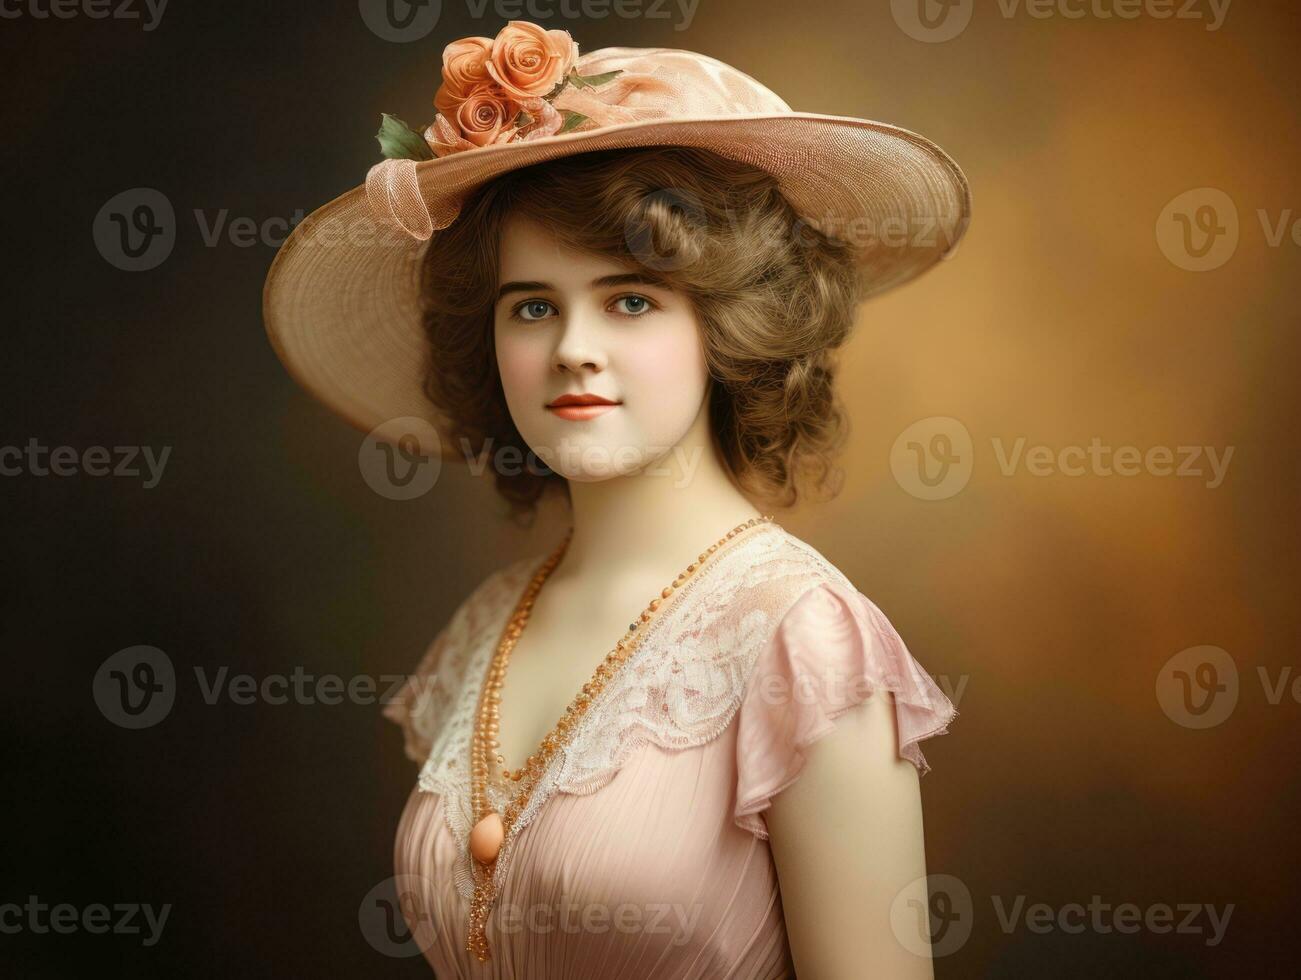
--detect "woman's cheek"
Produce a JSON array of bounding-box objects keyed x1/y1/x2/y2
[
  {"x1": 495, "y1": 333, "x2": 546, "y2": 416},
  {"x1": 623, "y1": 326, "x2": 709, "y2": 437}
]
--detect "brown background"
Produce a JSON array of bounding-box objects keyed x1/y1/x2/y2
[{"x1": 4, "y1": 1, "x2": 1297, "y2": 976}]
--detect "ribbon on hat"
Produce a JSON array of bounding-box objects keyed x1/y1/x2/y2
[
  {"x1": 549, "y1": 66, "x2": 678, "y2": 126},
  {"x1": 365, "y1": 158, "x2": 436, "y2": 241}
]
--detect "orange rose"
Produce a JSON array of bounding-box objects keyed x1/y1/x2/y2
[
  {"x1": 434, "y1": 36, "x2": 492, "y2": 117},
  {"x1": 454, "y1": 84, "x2": 518, "y2": 148},
  {"x1": 486, "y1": 21, "x2": 578, "y2": 100}
]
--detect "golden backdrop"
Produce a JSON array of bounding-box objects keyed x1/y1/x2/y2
[{"x1": 327, "y1": 3, "x2": 1294, "y2": 974}]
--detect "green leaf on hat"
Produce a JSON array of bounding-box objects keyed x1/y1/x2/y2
[
  {"x1": 544, "y1": 75, "x2": 569, "y2": 101},
  {"x1": 514, "y1": 109, "x2": 533, "y2": 128},
  {"x1": 557, "y1": 110, "x2": 589, "y2": 134},
  {"x1": 376, "y1": 113, "x2": 433, "y2": 161},
  {"x1": 567, "y1": 69, "x2": 623, "y2": 90}
]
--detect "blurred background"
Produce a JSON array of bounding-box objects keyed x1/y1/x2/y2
[{"x1": 3, "y1": 1, "x2": 1297, "y2": 976}]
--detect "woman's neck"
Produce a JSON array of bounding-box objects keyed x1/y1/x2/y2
[{"x1": 552, "y1": 402, "x2": 766, "y2": 587}]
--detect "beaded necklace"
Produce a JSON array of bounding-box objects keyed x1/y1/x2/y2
[{"x1": 464, "y1": 514, "x2": 776, "y2": 960}]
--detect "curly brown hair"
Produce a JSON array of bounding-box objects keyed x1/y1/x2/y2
[{"x1": 419, "y1": 145, "x2": 862, "y2": 525}]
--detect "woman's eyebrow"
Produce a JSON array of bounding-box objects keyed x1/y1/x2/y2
[{"x1": 496, "y1": 272, "x2": 672, "y2": 302}]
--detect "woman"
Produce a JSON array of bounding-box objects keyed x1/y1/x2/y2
[{"x1": 263, "y1": 21, "x2": 968, "y2": 979}]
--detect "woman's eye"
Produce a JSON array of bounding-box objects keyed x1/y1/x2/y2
[
  {"x1": 611, "y1": 294, "x2": 654, "y2": 316},
  {"x1": 514, "y1": 300, "x2": 556, "y2": 321}
]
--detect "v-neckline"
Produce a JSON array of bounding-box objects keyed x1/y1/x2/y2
[{"x1": 481, "y1": 517, "x2": 778, "y2": 788}]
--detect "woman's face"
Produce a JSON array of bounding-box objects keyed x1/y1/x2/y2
[{"x1": 493, "y1": 214, "x2": 711, "y2": 482}]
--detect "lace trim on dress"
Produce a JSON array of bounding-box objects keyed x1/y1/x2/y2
[{"x1": 386, "y1": 523, "x2": 955, "y2": 899}]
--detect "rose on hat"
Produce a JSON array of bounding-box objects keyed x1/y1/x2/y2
[{"x1": 378, "y1": 21, "x2": 626, "y2": 162}]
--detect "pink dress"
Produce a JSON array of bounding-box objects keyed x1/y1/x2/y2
[{"x1": 384, "y1": 522, "x2": 956, "y2": 978}]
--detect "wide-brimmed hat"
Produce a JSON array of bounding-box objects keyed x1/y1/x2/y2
[{"x1": 262, "y1": 22, "x2": 971, "y2": 459}]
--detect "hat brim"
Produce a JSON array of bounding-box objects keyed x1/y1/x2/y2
[{"x1": 262, "y1": 112, "x2": 971, "y2": 459}]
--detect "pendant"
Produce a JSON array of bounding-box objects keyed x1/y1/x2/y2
[{"x1": 470, "y1": 811, "x2": 504, "y2": 864}]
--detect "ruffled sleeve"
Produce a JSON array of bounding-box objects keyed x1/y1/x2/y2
[{"x1": 733, "y1": 578, "x2": 958, "y2": 839}]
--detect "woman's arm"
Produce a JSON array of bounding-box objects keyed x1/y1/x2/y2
[{"x1": 765, "y1": 689, "x2": 935, "y2": 980}]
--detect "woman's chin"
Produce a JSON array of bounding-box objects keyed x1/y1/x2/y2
[{"x1": 525, "y1": 435, "x2": 657, "y2": 482}]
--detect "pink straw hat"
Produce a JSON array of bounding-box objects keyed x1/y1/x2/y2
[{"x1": 262, "y1": 22, "x2": 971, "y2": 457}]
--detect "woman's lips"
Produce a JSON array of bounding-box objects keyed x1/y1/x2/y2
[{"x1": 547, "y1": 403, "x2": 619, "y2": 421}]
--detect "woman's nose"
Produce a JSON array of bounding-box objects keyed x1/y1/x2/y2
[{"x1": 551, "y1": 308, "x2": 608, "y2": 374}]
